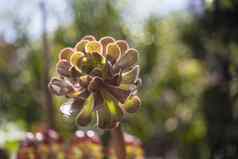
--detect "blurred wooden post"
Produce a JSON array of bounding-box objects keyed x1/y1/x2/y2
[{"x1": 40, "y1": 1, "x2": 55, "y2": 129}]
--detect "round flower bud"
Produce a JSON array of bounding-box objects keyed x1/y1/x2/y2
[{"x1": 123, "y1": 95, "x2": 141, "y2": 113}]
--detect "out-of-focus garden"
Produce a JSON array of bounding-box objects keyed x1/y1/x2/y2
[{"x1": 1, "y1": 0, "x2": 238, "y2": 158}]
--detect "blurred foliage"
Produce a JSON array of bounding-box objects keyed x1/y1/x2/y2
[{"x1": 2, "y1": 0, "x2": 238, "y2": 158}]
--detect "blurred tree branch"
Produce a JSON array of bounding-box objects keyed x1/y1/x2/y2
[{"x1": 40, "y1": 1, "x2": 55, "y2": 129}]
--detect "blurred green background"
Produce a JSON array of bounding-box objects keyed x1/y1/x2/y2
[{"x1": 1, "y1": 0, "x2": 238, "y2": 158}]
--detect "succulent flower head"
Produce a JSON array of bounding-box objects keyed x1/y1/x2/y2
[
  {"x1": 17, "y1": 130, "x2": 64, "y2": 159},
  {"x1": 35, "y1": 129, "x2": 63, "y2": 144},
  {"x1": 67, "y1": 130, "x2": 103, "y2": 159},
  {"x1": 17, "y1": 133, "x2": 38, "y2": 159},
  {"x1": 35, "y1": 129, "x2": 65, "y2": 159},
  {"x1": 49, "y1": 35, "x2": 141, "y2": 129}
]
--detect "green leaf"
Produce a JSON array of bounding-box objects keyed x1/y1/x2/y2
[
  {"x1": 115, "y1": 48, "x2": 138, "y2": 70},
  {"x1": 106, "y1": 43, "x2": 121, "y2": 64},
  {"x1": 93, "y1": 92, "x2": 104, "y2": 110},
  {"x1": 104, "y1": 84, "x2": 130, "y2": 103},
  {"x1": 118, "y1": 84, "x2": 137, "y2": 92},
  {"x1": 74, "y1": 40, "x2": 88, "y2": 52},
  {"x1": 96, "y1": 91, "x2": 123, "y2": 129},
  {"x1": 99, "y1": 36, "x2": 115, "y2": 55},
  {"x1": 58, "y1": 47, "x2": 74, "y2": 61},
  {"x1": 103, "y1": 92, "x2": 123, "y2": 122},
  {"x1": 96, "y1": 106, "x2": 119, "y2": 129},
  {"x1": 121, "y1": 65, "x2": 140, "y2": 84},
  {"x1": 91, "y1": 52, "x2": 106, "y2": 67},
  {"x1": 88, "y1": 77, "x2": 103, "y2": 92},
  {"x1": 75, "y1": 94, "x2": 94, "y2": 126},
  {"x1": 56, "y1": 60, "x2": 72, "y2": 77},
  {"x1": 79, "y1": 75, "x2": 91, "y2": 88},
  {"x1": 81, "y1": 35, "x2": 96, "y2": 41},
  {"x1": 70, "y1": 51, "x2": 84, "y2": 72},
  {"x1": 115, "y1": 40, "x2": 129, "y2": 55},
  {"x1": 85, "y1": 41, "x2": 102, "y2": 54},
  {"x1": 96, "y1": 106, "x2": 112, "y2": 129},
  {"x1": 48, "y1": 78, "x2": 73, "y2": 96},
  {"x1": 60, "y1": 99, "x2": 84, "y2": 117},
  {"x1": 123, "y1": 95, "x2": 141, "y2": 113}
]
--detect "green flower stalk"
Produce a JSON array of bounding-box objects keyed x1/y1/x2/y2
[
  {"x1": 48, "y1": 35, "x2": 141, "y2": 129},
  {"x1": 110, "y1": 133, "x2": 144, "y2": 159}
]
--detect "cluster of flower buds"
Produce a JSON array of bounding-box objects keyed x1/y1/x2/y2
[
  {"x1": 17, "y1": 129, "x2": 65, "y2": 159},
  {"x1": 17, "y1": 133, "x2": 39, "y2": 159},
  {"x1": 109, "y1": 133, "x2": 144, "y2": 159},
  {"x1": 35, "y1": 129, "x2": 65, "y2": 159},
  {"x1": 49, "y1": 35, "x2": 141, "y2": 129},
  {"x1": 67, "y1": 130, "x2": 103, "y2": 159},
  {"x1": 17, "y1": 130, "x2": 144, "y2": 159}
]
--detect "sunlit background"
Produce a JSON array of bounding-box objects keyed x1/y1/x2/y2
[{"x1": 1, "y1": 0, "x2": 238, "y2": 158}]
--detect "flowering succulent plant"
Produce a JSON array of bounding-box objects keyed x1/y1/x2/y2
[
  {"x1": 67, "y1": 130, "x2": 103, "y2": 159},
  {"x1": 17, "y1": 133, "x2": 39, "y2": 159},
  {"x1": 49, "y1": 35, "x2": 141, "y2": 129},
  {"x1": 17, "y1": 130, "x2": 65, "y2": 159},
  {"x1": 35, "y1": 129, "x2": 65, "y2": 159}
]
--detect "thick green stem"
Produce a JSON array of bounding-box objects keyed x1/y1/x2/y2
[{"x1": 111, "y1": 124, "x2": 126, "y2": 159}]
